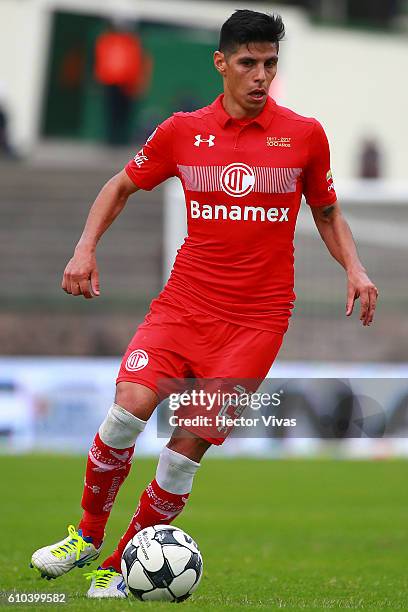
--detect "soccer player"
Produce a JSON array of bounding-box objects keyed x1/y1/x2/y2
[{"x1": 31, "y1": 9, "x2": 378, "y2": 598}]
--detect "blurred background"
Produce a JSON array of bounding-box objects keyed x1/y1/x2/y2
[{"x1": 0, "y1": 0, "x2": 407, "y2": 457}]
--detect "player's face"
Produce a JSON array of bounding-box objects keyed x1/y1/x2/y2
[{"x1": 214, "y1": 42, "x2": 278, "y2": 115}]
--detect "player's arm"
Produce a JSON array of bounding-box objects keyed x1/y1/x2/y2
[
  {"x1": 62, "y1": 170, "x2": 139, "y2": 299},
  {"x1": 311, "y1": 201, "x2": 379, "y2": 326},
  {"x1": 62, "y1": 117, "x2": 176, "y2": 299}
]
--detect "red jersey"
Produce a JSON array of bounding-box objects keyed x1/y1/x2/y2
[{"x1": 125, "y1": 94, "x2": 337, "y2": 334}]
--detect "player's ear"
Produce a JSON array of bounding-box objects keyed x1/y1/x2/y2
[{"x1": 214, "y1": 50, "x2": 226, "y2": 76}]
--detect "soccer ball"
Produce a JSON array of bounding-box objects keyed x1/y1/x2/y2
[{"x1": 121, "y1": 525, "x2": 203, "y2": 602}]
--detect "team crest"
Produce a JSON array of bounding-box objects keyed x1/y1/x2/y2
[
  {"x1": 220, "y1": 163, "x2": 255, "y2": 197},
  {"x1": 126, "y1": 349, "x2": 149, "y2": 372}
]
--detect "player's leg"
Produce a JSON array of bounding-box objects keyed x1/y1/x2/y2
[
  {"x1": 97, "y1": 428, "x2": 209, "y2": 577},
  {"x1": 78, "y1": 383, "x2": 157, "y2": 545},
  {"x1": 30, "y1": 382, "x2": 157, "y2": 580},
  {"x1": 87, "y1": 429, "x2": 209, "y2": 598},
  {"x1": 84, "y1": 298, "x2": 199, "y2": 596}
]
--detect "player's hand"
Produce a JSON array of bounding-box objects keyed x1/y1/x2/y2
[
  {"x1": 61, "y1": 246, "x2": 100, "y2": 299},
  {"x1": 346, "y1": 268, "x2": 378, "y2": 326}
]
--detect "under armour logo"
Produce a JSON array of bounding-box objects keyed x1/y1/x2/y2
[{"x1": 194, "y1": 134, "x2": 215, "y2": 147}]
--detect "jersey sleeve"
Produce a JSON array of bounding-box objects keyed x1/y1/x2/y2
[
  {"x1": 125, "y1": 117, "x2": 176, "y2": 190},
  {"x1": 303, "y1": 120, "x2": 337, "y2": 207}
]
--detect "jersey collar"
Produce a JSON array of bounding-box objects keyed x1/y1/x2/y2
[{"x1": 212, "y1": 94, "x2": 276, "y2": 130}]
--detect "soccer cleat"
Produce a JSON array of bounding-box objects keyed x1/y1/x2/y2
[
  {"x1": 30, "y1": 524, "x2": 102, "y2": 579},
  {"x1": 85, "y1": 568, "x2": 128, "y2": 598}
]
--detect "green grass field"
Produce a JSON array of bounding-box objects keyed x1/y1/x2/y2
[{"x1": 0, "y1": 456, "x2": 407, "y2": 611}]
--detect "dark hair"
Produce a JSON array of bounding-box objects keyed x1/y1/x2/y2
[{"x1": 219, "y1": 9, "x2": 285, "y2": 55}]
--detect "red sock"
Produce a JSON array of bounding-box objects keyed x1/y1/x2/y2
[
  {"x1": 101, "y1": 478, "x2": 189, "y2": 572},
  {"x1": 78, "y1": 432, "x2": 134, "y2": 547}
]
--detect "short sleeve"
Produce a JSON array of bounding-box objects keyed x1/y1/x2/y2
[
  {"x1": 303, "y1": 120, "x2": 337, "y2": 207},
  {"x1": 125, "y1": 117, "x2": 176, "y2": 191}
]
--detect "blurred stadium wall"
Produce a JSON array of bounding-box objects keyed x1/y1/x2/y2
[
  {"x1": 1, "y1": 0, "x2": 407, "y2": 178},
  {"x1": 0, "y1": 0, "x2": 407, "y2": 455}
]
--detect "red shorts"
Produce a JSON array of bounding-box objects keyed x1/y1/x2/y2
[{"x1": 117, "y1": 295, "x2": 284, "y2": 444}]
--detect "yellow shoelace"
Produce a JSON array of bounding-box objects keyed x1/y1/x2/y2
[
  {"x1": 51, "y1": 525, "x2": 87, "y2": 561},
  {"x1": 84, "y1": 568, "x2": 120, "y2": 589}
]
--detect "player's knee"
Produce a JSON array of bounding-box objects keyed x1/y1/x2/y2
[
  {"x1": 99, "y1": 403, "x2": 146, "y2": 449},
  {"x1": 115, "y1": 381, "x2": 158, "y2": 420},
  {"x1": 167, "y1": 432, "x2": 211, "y2": 463},
  {"x1": 156, "y1": 446, "x2": 201, "y2": 495}
]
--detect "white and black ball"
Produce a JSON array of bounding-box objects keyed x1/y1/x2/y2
[{"x1": 121, "y1": 525, "x2": 203, "y2": 602}]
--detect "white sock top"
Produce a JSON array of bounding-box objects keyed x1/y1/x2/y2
[
  {"x1": 98, "y1": 403, "x2": 146, "y2": 449},
  {"x1": 155, "y1": 446, "x2": 200, "y2": 495}
]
